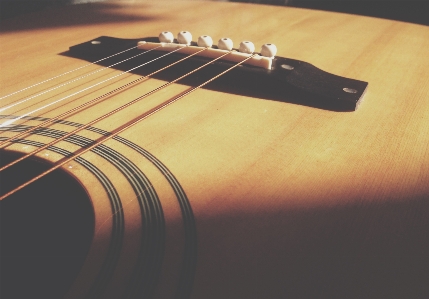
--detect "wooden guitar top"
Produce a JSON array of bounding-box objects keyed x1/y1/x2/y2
[{"x1": 1, "y1": 1, "x2": 428, "y2": 298}]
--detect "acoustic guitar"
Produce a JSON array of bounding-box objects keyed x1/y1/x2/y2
[{"x1": 1, "y1": 1, "x2": 428, "y2": 299}]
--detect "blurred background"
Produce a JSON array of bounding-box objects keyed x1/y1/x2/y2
[{"x1": 0, "y1": 0, "x2": 428, "y2": 25}]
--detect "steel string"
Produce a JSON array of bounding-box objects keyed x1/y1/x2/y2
[
  {"x1": 0, "y1": 45, "x2": 138, "y2": 100},
  {"x1": 0, "y1": 46, "x2": 161, "y2": 113},
  {"x1": 0, "y1": 47, "x2": 208, "y2": 170},
  {"x1": 0, "y1": 52, "x2": 256, "y2": 201}
]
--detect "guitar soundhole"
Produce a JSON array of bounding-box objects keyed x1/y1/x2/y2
[{"x1": 0, "y1": 151, "x2": 94, "y2": 299}]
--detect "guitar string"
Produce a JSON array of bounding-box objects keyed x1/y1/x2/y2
[
  {"x1": 0, "y1": 47, "x2": 208, "y2": 170},
  {"x1": 0, "y1": 45, "x2": 138, "y2": 101},
  {"x1": 0, "y1": 45, "x2": 185, "y2": 128},
  {"x1": 0, "y1": 53, "x2": 256, "y2": 201},
  {"x1": 0, "y1": 45, "x2": 211, "y2": 169},
  {"x1": 0, "y1": 46, "x2": 206, "y2": 149},
  {"x1": 0, "y1": 46, "x2": 160, "y2": 113}
]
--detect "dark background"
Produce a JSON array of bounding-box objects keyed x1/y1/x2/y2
[
  {"x1": 233, "y1": 0, "x2": 429, "y2": 26},
  {"x1": 0, "y1": 0, "x2": 428, "y2": 26}
]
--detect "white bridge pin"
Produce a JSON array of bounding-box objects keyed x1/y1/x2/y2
[
  {"x1": 198, "y1": 35, "x2": 213, "y2": 47},
  {"x1": 177, "y1": 31, "x2": 192, "y2": 45},
  {"x1": 239, "y1": 41, "x2": 255, "y2": 54},
  {"x1": 159, "y1": 31, "x2": 174, "y2": 43},
  {"x1": 260, "y1": 43, "x2": 277, "y2": 58},
  {"x1": 218, "y1": 37, "x2": 233, "y2": 51}
]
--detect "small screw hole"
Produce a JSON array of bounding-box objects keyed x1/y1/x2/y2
[
  {"x1": 343, "y1": 88, "x2": 357, "y2": 93},
  {"x1": 281, "y1": 64, "x2": 294, "y2": 70}
]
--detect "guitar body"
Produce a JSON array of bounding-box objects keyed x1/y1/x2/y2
[{"x1": 1, "y1": 1, "x2": 428, "y2": 298}]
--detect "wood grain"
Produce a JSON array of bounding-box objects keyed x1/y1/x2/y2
[{"x1": 1, "y1": 1, "x2": 428, "y2": 298}]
